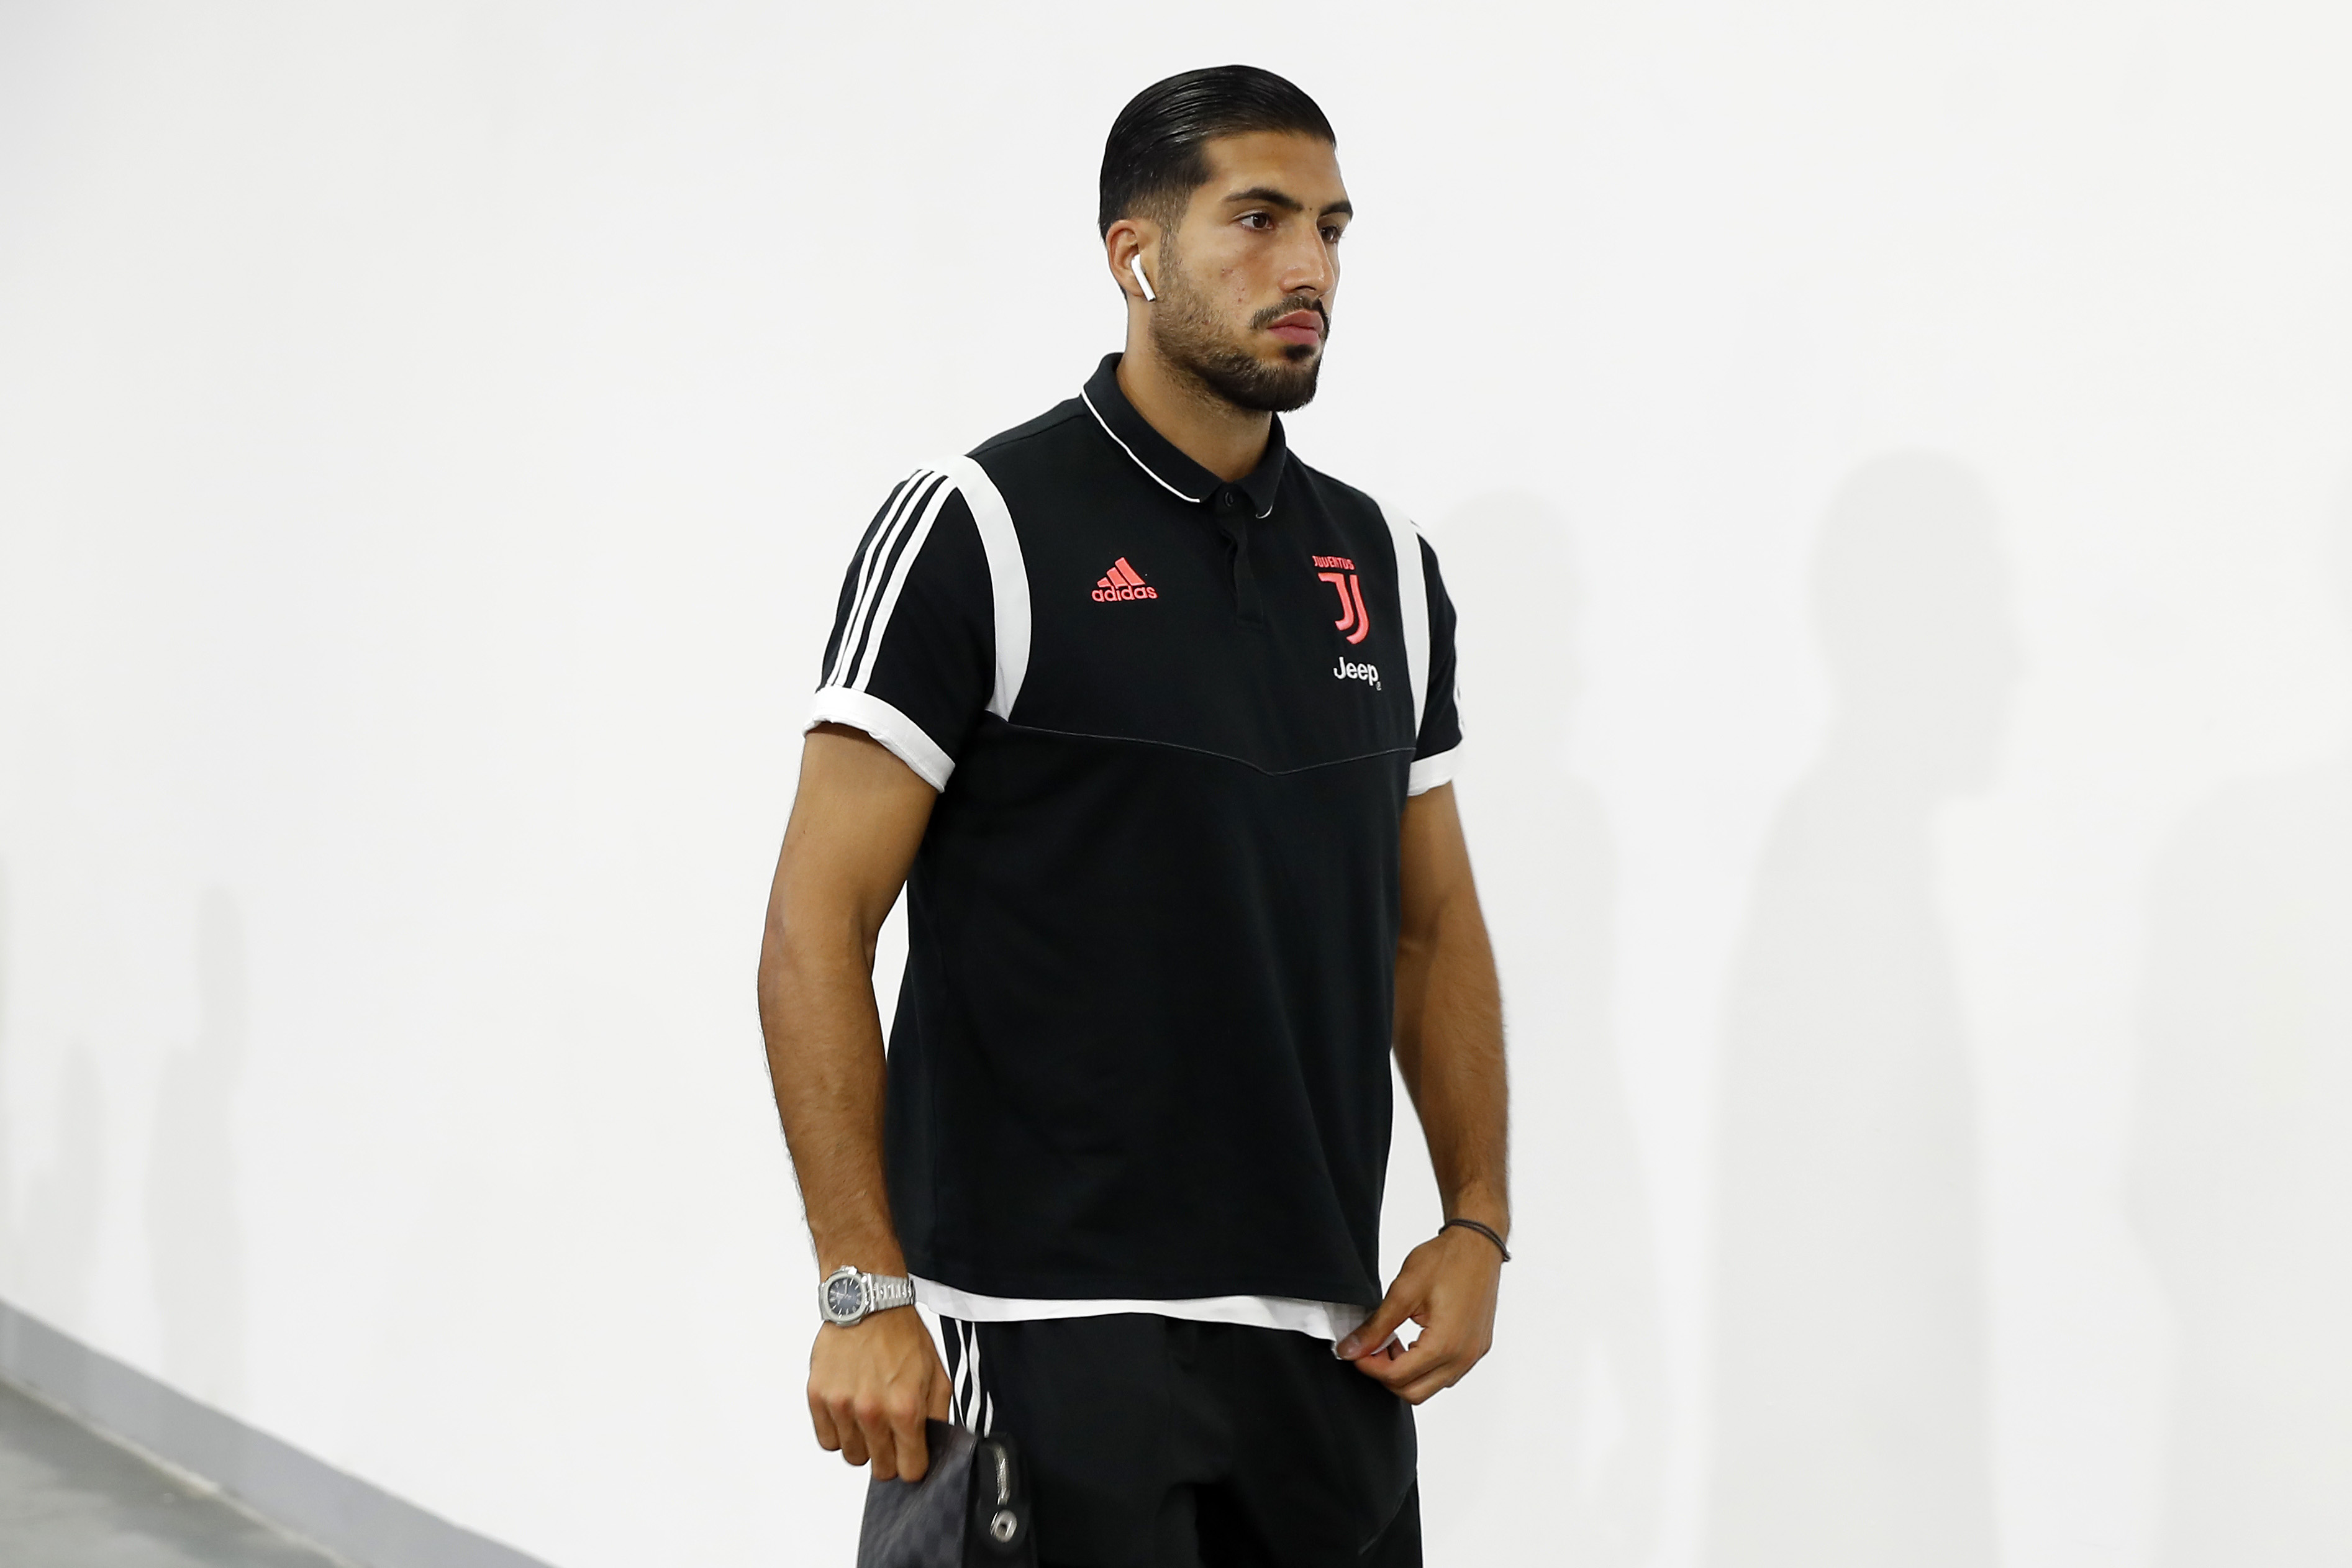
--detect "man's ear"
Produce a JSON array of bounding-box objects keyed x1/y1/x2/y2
[{"x1": 1105, "y1": 218, "x2": 1160, "y2": 302}]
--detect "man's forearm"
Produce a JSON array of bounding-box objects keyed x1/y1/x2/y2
[
  {"x1": 758, "y1": 919, "x2": 906, "y2": 1274},
  {"x1": 1395, "y1": 887, "x2": 1510, "y2": 1234},
  {"x1": 758, "y1": 727, "x2": 937, "y2": 1277},
  {"x1": 1350, "y1": 827, "x2": 1510, "y2": 1395},
  {"x1": 761, "y1": 730, "x2": 948, "y2": 1480}
]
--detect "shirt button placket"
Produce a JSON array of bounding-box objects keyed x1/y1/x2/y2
[{"x1": 1214, "y1": 487, "x2": 1263, "y2": 626}]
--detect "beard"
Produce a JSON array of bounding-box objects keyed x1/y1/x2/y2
[{"x1": 1148, "y1": 247, "x2": 1327, "y2": 414}]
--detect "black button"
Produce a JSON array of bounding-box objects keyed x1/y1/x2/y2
[{"x1": 1215, "y1": 487, "x2": 1245, "y2": 515}]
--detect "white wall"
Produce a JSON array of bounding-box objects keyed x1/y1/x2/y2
[{"x1": 4, "y1": 4, "x2": 2348, "y2": 1566}]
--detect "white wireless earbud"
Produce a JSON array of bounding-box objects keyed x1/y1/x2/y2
[{"x1": 1129, "y1": 253, "x2": 1156, "y2": 302}]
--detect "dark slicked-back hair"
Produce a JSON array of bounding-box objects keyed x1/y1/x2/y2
[{"x1": 1098, "y1": 66, "x2": 1336, "y2": 238}]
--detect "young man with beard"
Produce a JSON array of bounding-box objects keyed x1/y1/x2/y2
[{"x1": 758, "y1": 65, "x2": 1508, "y2": 1566}]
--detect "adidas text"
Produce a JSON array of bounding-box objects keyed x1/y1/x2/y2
[{"x1": 1093, "y1": 556, "x2": 1158, "y2": 601}]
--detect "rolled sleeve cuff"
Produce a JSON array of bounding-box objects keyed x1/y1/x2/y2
[
  {"x1": 1406, "y1": 743, "x2": 1461, "y2": 797},
  {"x1": 806, "y1": 687, "x2": 954, "y2": 791}
]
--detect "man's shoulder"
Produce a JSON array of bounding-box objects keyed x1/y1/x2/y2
[
  {"x1": 968, "y1": 397, "x2": 1091, "y2": 465},
  {"x1": 1286, "y1": 454, "x2": 1388, "y2": 520},
  {"x1": 1284, "y1": 456, "x2": 1422, "y2": 562}
]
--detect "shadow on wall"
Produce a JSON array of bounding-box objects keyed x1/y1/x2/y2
[
  {"x1": 2128, "y1": 489, "x2": 2352, "y2": 1566},
  {"x1": 2, "y1": 863, "x2": 112, "y2": 1337},
  {"x1": 147, "y1": 886, "x2": 249, "y2": 1407},
  {"x1": 1704, "y1": 455, "x2": 2017, "y2": 1568},
  {"x1": 21, "y1": 1049, "x2": 106, "y2": 1333},
  {"x1": 1428, "y1": 493, "x2": 1666, "y2": 1563}
]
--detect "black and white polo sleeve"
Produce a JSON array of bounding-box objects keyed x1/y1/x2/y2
[
  {"x1": 807, "y1": 459, "x2": 1031, "y2": 790},
  {"x1": 1378, "y1": 500, "x2": 1463, "y2": 796},
  {"x1": 1411, "y1": 536, "x2": 1463, "y2": 794}
]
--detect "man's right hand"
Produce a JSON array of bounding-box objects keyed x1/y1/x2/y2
[{"x1": 807, "y1": 1307, "x2": 953, "y2": 1482}]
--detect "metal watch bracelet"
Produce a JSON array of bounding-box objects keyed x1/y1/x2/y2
[{"x1": 817, "y1": 1265, "x2": 916, "y2": 1326}]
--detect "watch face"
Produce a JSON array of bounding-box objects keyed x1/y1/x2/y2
[{"x1": 825, "y1": 1275, "x2": 863, "y2": 1320}]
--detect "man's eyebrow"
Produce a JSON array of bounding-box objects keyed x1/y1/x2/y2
[
  {"x1": 1222, "y1": 186, "x2": 1304, "y2": 212},
  {"x1": 1222, "y1": 186, "x2": 1355, "y2": 219}
]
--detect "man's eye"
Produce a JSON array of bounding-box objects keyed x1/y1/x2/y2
[
  {"x1": 1241, "y1": 212, "x2": 1273, "y2": 230},
  {"x1": 1322, "y1": 226, "x2": 1345, "y2": 244}
]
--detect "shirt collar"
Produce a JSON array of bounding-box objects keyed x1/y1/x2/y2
[{"x1": 1080, "y1": 353, "x2": 1287, "y2": 520}]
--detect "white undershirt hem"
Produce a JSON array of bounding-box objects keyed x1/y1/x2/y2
[{"x1": 911, "y1": 1276, "x2": 1372, "y2": 1346}]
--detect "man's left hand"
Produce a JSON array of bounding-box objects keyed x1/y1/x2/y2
[{"x1": 1334, "y1": 1223, "x2": 1502, "y2": 1403}]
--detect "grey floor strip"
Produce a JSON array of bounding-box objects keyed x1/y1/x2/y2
[
  {"x1": 0, "y1": 1297, "x2": 556, "y2": 1568},
  {"x1": 0, "y1": 1375, "x2": 343, "y2": 1567}
]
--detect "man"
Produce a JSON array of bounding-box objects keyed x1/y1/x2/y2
[{"x1": 758, "y1": 65, "x2": 1508, "y2": 1566}]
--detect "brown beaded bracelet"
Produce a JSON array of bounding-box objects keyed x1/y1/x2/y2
[{"x1": 1442, "y1": 1217, "x2": 1510, "y2": 1262}]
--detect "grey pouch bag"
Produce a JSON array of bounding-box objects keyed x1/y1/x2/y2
[{"x1": 856, "y1": 1420, "x2": 1037, "y2": 1568}]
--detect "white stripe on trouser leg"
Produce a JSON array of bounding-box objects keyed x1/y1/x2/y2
[
  {"x1": 944, "y1": 1319, "x2": 960, "y2": 1425},
  {"x1": 951, "y1": 1321, "x2": 974, "y2": 1430},
  {"x1": 953, "y1": 1321, "x2": 966, "y2": 1427},
  {"x1": 973, "y1": 1330, "x2": 991, "y2": 1436},
  {"x1": 963, "y1": 1321, "x2": 984, "y2": 1433},
  {"x1": 968, "y1": 1323, "x2": 981, "y2": 1432}
]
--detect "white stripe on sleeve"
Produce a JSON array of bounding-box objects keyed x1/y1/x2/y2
[
  {"x1": 1378, "y1": 497, "x2": 1431, "y2": 734},
  {"x1": 805, "y1": 687, "x2": 954, "y2": 791},
  {"x1": 942, "y1": 455, "x2": 1030, "y2": 720},
  {"x1": 846, "y1": 473, "x2": 957, "y2": 692},
  {"x1": 828, "y1": 469, "x2": 935, "y2": 687},
  {"x1": 1407, "y1": 743, "x2": 1461, "y2": 797}
]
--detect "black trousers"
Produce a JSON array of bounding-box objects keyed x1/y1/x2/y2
[{"x1": 940, "y1": 1313, "x2": 1420, "y2": 1568}]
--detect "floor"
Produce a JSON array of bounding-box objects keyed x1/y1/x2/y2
[{"x1": 0, "y1": 1377, "x2": 342, "y2": 1567}]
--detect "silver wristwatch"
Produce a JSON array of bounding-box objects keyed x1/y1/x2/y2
[{"x1": 818, "y1": 1265, "x2": 917, "y2": 1326}]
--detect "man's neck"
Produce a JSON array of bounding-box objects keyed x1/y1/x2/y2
[{"x1": 1116, "y1": 335, "x2": 1271, "y2": 484}]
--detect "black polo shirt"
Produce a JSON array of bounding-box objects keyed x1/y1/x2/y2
[{"x1": 807, "y1": 354, "x2": 1461, "y2": 1307}]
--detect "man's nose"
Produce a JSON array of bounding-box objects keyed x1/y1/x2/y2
[{"x1": 1281, "y1": 232, "x2": 1334, "y2": 297}]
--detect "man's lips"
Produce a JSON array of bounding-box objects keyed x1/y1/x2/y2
[{"x1": 1266, "y1": 310, "x2": 1324, "y2": 347}]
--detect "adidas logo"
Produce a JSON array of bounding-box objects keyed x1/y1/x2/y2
[{"x1": 1091, "y1": 556, "x2": 1159, "y2": 602}]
